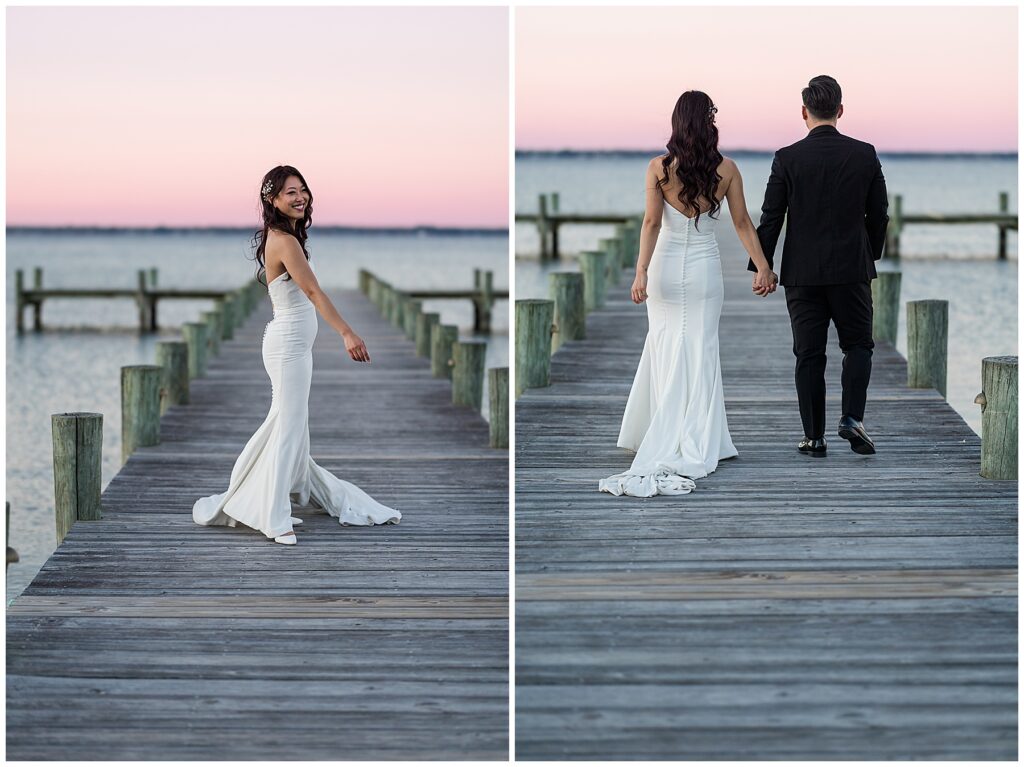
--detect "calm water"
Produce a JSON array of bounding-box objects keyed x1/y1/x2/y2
[
  {"x1": 516, "y1": 153, "x2": 1017, "y2": 438},
  {"x1": 6, "y1": 230, "x2": 508, "y2": 600}
]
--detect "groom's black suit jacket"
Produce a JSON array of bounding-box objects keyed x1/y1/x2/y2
[{"x1": 747, "y1": 124, "x2": 889, "y2": 286}]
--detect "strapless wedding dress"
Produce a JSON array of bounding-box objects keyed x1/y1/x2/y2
[
  {"x1": 599, "y1": 200, "x2": 738, "y2": 497},
  {"x1": 193, "y1": 257, "x2": 401, "y2": 538}
]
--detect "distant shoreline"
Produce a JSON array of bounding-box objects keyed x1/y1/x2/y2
[
  {"x1": 6, "y1": 225, "x2": 509, "y2": 236},
  {"x1": 517, "y1": 148, "x2": 1019, "y2": 160}
]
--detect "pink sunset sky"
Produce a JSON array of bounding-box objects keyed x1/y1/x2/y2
[
  {"x1": 7, "y1": 6, "x2": 508, "y2": 228},
  {"x1": 516, "y1": 5, "x2": 1018, "y2": 153}
]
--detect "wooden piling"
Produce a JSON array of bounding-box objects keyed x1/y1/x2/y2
[
  {"x1": 430, "y1": 324, "x2": 459, "y2": 379},
  {"x1": 6, "y1": 501, "x2": 18, "y2": 570},
  {"x1": 32, "y1": 268, "x2": 43, "y2": 330},
  {"x1": 871, "y1": 270, "x2": 902, "y2": 344},
  {"x1": 452, "y1": 340, "x2": 487, "y2": 409},
  {"x1": 577, "y1": 251, "x2": 608, "y2": 312},
  {"x1": 358, "y1": 268, "x2": 371, "y2": 295},
  {"x1": 120, "y1": 365, "x2": 162, "y2": 464},
  {"x1": 998, "y1": 192, "x2": 1009, "y2": 259},
  {"x1": 148, "y1": 267, "x2": 158, "y2": 287},
  {"x1": 15, "y1": 269, "x2": 25, "y2": 333},
  {"x1": 219, "y1": 295, "x2": 236, "y2": 340},
  {"x1": 515, "y1": 299, "x2": 554, "y2": 396},
  {"x1": 538, "y1": 193, "x2": 551, "y2": 261},
  {"x1": 975, "y1": 355, "x2": 1017, "y2": 480},
  {"x1": 155, "y1": 340, "x2": 190, "y2": 413},
  {"x1": 403, "y1": 300, "x2": 422, "y2": 341},
  {"x1": 200, "y1": 309, "x2": 222, "y2": 355},
  {"x1": 885, "y1": 193, "x2": 903, "y2": 259},
  {"x1": 601, "y1": 237, "x2": 622, "y2": 285},
  {"x1": 182, "y1": 322, "x2": 209, "y2": 379},
  {"x1": 906, "y1": 299, "x2": 948, "y2": 397},
  {"x1": 51, "y1": 411, "x2": 104, "y2": 543},
  {"x1": 416, "y1": 312, "x2": 440, "y2": 358},
  {"x1": 390, "y1": 290, "x2": 406, "y2": 329},
  {"x1": 476, "y1": 270, "x2": 494, "y2": 334},
  {"x1": 549, "y1": 272, "x2": 586, "y2": 353},
  {"x1": 488, "y1": 367, "x2": 509, "y2": 449}
]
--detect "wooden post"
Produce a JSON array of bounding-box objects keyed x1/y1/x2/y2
[
  {"x1": 906, "y1": 299, "x2": 948, "y2": 397},
  {"x1": 975, "y1": 355, "x2": 1017, "y2": 480},
  {"x1": 538, "y1": 193, "x2": 550, "y2": 261},
  {"x1": 997, "y1": 191, "x2": 1009, "y2": 260},
  {"x1": 368, "y1": 275, "x2": 381, "y2": 308},
  {"x1": 201, "y1": 309, "x2": 222, "y2": 355},
  {"x1": 32, "y1": 267, "x2": 43, "y2": 331},
  {"x1": 220, "y1": 295, "x2": 236, "y2": 340},
  {"x1": 51, "y1": 412, "x2": 104, "y2": 543},
  {"x1": 871, "y1": 270, "x2": 901, "y2": 344},
  {"x1": 601, "y1": 237, "x2": 621, "y2": 285},
  {"x1": 358, "y1": 269, "x2": 371, "y2": 295},
  {"x1": 234, "y1": 288, "x2": 248, "y2": 323},
  {"x1": 430, "y1": 323, "x2": 458, "y2": 379},
  {"x1": 15, "y1": 269, "x2": 24, "y2": 333},
  {"x1": 390, "y1": 290, "x2": 406, "y2": 329},
  {"x1": 6, "y1": 502, "x2": 18, "y2": 569},
  {"x1": 136, "y1": 270, "x2": 149, "y2": 332},
  {"x1": 886, "y1": 194, "x2": 903, "y2": 259},
  {"x1": 452, "y1": 340, "x2": 487, "y2": 409},
  {"x1": 120, "y1": 365, "x2": 162, "y2": 464},
  {"x1": 148, "y1": 267, "x2": 158, "y2": 288},
  {"x1": 488, "y1": 367, "x2": 509, "y2": 449},
  {"x1": 549, "y1": 272, "x2": 586, "y2": 353},
  {"x1": 474, "y1": 270, "x2": 494, "y2": 334},
  {"x1": 515, "y1": 299, "x2": 554, "y2": 396},
  {"x1": 182, "y1": 322, "x2": 209, "y2": 379},
  {"x1": 577, "y1": 251, "x2": 607, "y2": 312},
  {"x1": 404, "y1": 300, "x2": 422, "y2": 341},
  {"x1": 155, "y1": 340, "x2": 190, "y2": 413},
  {"x1": 416, "y1": 311, "x2": 440, "y2": 357}
]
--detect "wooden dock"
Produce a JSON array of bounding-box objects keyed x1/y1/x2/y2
[
  {"x1": 7, "y1": 286, "x2": 509, "y2": 759},
  {"x1": 515, "y1": 220, "x2": 1017, "y2": 759}
]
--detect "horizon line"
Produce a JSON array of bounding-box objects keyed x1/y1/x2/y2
[
  {"x1": 6, "y1": 224, "x2": 510, "y2": 235},
  {"x1": 516, "y1": 147, "x2": 1019, "y2": 158}
]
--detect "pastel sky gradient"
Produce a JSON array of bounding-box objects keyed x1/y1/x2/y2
[
  {"x1": 517, "y1": 6, "x2": 1018, "y2": 152},
  {"x1": 8, "y1": 6, "x2": 508, "y2": 227}
]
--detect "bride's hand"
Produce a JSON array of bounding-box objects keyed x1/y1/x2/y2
[
  {"x1": 343, "y1": 331, "x2": 370, "y2": 362},
  {"x1": 631, "y1": 271, "x2": 648, "y2": 304},
  {"x1": 753, "y1": 268, "x2": 778, "y2": 296}
]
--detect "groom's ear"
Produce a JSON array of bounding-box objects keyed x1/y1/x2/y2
[
  {"x1": 801, "y1": 105, "x2": 808, "y2": 121},
  {"x1": 837, "y1": 104, "x2": 844, "y2": 119}
]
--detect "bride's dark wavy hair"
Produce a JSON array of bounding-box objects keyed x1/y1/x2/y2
[
  {"x1": 658, "y1": 90, "x2": 723, "y2": 231},
  {"x1": 250, "y1": 165, "x2": 313, "y2": 286}
]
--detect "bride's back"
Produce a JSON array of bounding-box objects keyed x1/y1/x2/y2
[{"x1": 656, "y1": 155, "x2": 731, "y2": 218}]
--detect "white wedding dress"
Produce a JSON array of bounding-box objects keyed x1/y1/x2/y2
[
  {"x1": 598, "y1": 199, "x2": 739, "y2": 497},
  {"x1": 193, "y1": 257, "x2": 401, "y2": 538}
]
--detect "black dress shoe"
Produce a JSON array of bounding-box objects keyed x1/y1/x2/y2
[
  {"x1": 797, "y1": 437, "x2": 827, "y2": 456},
  {"x1": 837, "y1": 415, "x2": 875, "y2": 455}
]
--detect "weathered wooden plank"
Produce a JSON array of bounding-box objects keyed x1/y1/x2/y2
[
  {"x1": 515, "y1": 217, "x2": 1017, "y2": 760},
  {"x1": 8, "y1": 286, "x2": 508, "y2": 760}
]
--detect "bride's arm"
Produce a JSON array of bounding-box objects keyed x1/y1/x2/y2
[
  {"x1": 722, "y1": 159, "x2": 776, "y2": 294},
  {"x1": 630, "y1": 159, "x2": 665, "y2": 303},
  {"x1": 270, "y1": 233, "x2": 370, "y2": 362}
]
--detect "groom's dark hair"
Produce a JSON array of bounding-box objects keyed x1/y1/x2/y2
[{"x1": 802, "y1": 75, "x2": 842, "y2": 119}]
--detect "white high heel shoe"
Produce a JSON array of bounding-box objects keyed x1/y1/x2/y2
[
  {"x1": 273, "y1": 531, "x2": 297, "y2": 545},
  {"x1": 290, "y1": 516, "x2": 303, "y2": 525}
]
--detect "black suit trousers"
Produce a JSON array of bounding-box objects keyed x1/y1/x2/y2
[{"x1": 783, "y1": 281, "x2": 874, "y2": 438}]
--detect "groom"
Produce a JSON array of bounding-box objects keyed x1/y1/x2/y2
[{"x1": 749, "y1": 75, "x2": 889, "y2": 456}]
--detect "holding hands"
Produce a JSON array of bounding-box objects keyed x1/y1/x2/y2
[{"x1": 753, "y1": 268, "x2": 778, "y2": 297}]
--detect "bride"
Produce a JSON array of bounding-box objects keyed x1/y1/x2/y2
[
  {"x1": 193, "y1": 165, "x2": 401, "y2": 543},
  {"x1": 598, "y1": 91, "x2": 777, "y2": 497}
]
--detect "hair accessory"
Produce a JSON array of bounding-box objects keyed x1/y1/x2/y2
[
  {"x1": 708, "y1": 105, "x2": 718, "y2": 117},
  {"x1": 261, "y1": 179, "x2": 274, "y2": 202}
]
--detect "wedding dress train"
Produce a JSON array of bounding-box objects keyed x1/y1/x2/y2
[
  {"x1": 193, "y1": 257, "x2": 401, "y2": 538},
  {"x1": 599, "y1": 200, "x2": 738, "y2": 497}
]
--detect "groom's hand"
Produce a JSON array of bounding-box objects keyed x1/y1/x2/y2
[{"x1": 753, "y1": 270, "x2": 778, "y2": 296}]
